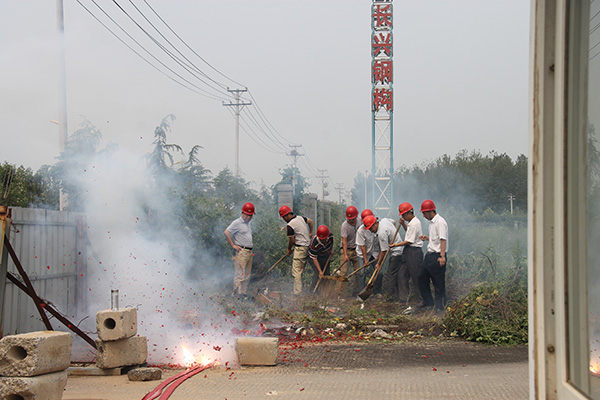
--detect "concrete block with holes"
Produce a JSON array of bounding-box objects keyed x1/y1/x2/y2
[
  {"x1": 0, "y1": 331, "x2": 72, "y2": 377},
  {"x1": 0, "y1": 369, "x2": 68, "y2": 400},
  {"x1": 236, "y1": 337, "x2": 279, "y2": 366},
  {"x1": 96, "y1": 308, "x2": 137, "y2": 341},
  {"x1": 95, "y1": 335, "x2": 147, "y2": 369}
]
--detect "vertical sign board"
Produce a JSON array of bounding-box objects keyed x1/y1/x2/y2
[{"x1": 371, "y1": 0, "x2": 394, "y2": 216}]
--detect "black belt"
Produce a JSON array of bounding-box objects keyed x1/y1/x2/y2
[{"x1": 240, "y1": 246, "x2": 253, "y2": 250}]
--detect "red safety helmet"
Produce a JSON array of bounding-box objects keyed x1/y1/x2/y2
[
  {"x1": 398, "y1": 202, "x2": 413, "y2": 216},
  {"x1": 420, "y1": 199, "x2": 436, "y2": 212},
  {"x1": 361, "y1": 209, "x2": 374, "y2": 220},
  {"x1": 242, "y1": 202, "x2": 255, "y2": 215},
  {"x1": 316, "y1": 225, "x2": 330, "y2": 239},
  {"x1": 363, "y1": 215, "x2": 378, "y2": 230},
  {"x1": 345, "y1": 206, "x2": 359, "y2": 220},
  {"x1": 278, "y1": 205, "x2": 292, "y2": 218}
]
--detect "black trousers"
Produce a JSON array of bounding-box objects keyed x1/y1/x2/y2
[
  {"x1": 418, "y1": 252, "x2": 447, "y2": 310},
  {"x1": 398, "y1": 246, "x2": 424, "y2": 303},
  {"x1": 383, "y1": 254, "x2": 404, "y2": 301}
]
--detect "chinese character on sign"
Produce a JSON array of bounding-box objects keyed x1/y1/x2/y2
[
  {"x1": 373, "y1": 5, "x2": 392, "y2": 28},
  {"x1": 372, "y1": 32, "x2": 392, "y2": 57},
  {"x1": 373, "y1": 88, "x2": 393, "y2": 111},
  {"x1": 372, "y1": 60, "x2": 392, "y2": 84}
]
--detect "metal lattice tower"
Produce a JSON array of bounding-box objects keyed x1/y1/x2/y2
[{"x1": 371, "y1": 0, "x2": 393, "y2": 216}]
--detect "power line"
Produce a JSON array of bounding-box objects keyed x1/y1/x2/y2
[
  {"x1": 141, "y1": 0, "x2": 246, "y2": 89},
  {"x1": 109, "y1": 0, "x2": 232, "y2": 100},
  {"x1": 77, "y1": 0, "x2": 227, "y2": 101}
]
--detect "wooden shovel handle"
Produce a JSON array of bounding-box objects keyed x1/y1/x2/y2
[
  {"x1": 263, "y1": 253, "x2": 289, "y2": 276},
  {"x1": 345, "y1": 257, "x2": 377, "y2": 280},
  {"x1": 313, "y1": 251, "x2": 334, "y2": 293},
  {"x1": 365, "y1": 221, "x2": 403, "y2": 287}
]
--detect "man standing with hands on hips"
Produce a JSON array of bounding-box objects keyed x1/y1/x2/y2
[
  {"x1": 418, "y1": 199, "x2": 449, "y2": 313},
  {"x1": 224, "y1": 202, "x2": 255, "y2": 297}
]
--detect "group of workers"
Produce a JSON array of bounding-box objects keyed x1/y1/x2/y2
[{"x1": 224, "y1": 200, "x2": 448, "y2": 312}]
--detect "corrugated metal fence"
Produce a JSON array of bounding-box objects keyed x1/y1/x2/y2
[{"x1": 1, "y1": 207, "x2": 86, "y2": 336}]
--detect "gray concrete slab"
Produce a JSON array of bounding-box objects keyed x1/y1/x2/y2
[{"x1": 63, "y1": 339, "x2": 529, "y2": 400}]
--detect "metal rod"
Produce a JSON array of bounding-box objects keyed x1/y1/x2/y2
[
  {"x1": 111, "y1": 289, "x2": 119, "y2": 310},
  {"x1": 3, "y1": 236, "x2": 53, "y2": 330},
  {"x1": 6, "y1": 272, "x2": 97, "y2": 349}
]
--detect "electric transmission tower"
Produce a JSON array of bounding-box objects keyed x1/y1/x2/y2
[{"x1": 371, "y1": 0, "x2": 394, "y2": 216}]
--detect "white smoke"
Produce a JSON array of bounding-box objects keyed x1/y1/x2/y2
[{"x1": 72, "y1": 147, "x2": 241, "y2": 367}]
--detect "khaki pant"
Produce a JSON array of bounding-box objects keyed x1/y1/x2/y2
[
  {"x1": 232, "y1": 248, "x2": 253, "y2": 294},
  {"x1": 292, "y1": 246, "x2": 309, "y2": 295},
  {"x1": 336, "y1": 248, "x2": 359, "y2": 294}
]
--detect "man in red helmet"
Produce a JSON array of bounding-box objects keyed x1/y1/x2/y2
[
  {"x1": 417, "y1": 199, "x2": 448, "y2": 312},
  {"x1": 364, "y1": 214, "x2": 406, "y2": 301},
  {"x1": 279, "y1": 205, "x2": 314, "y2": 296},
  {"x1": 337, "y1": 205, "x2": 360, "y2": 296},
  {"x1": 224, "y1": 202, "x2": 255, "y2": 297},
  {"x1": 309, "y1": 225, "x2": 334, "y2": 294},
  {"x1": 390, "y1": 202, "x2": 424, "y2": 309},
  {"x1": 356, "y1": 209, "x2": 381, "y2": 295}
]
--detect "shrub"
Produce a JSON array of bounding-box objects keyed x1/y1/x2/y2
[{"x1": 442, "y1": 282, "x2": 528, "y2": 345}]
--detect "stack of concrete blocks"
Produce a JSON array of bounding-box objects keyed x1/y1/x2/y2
[
  {"x1": 95, "y1": 308, "x2": 147, "y2": 369},
  {"x1": 0, "y1": 331, "x2": 72, "y2": 400}
]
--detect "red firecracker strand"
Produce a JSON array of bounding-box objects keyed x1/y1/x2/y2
[{"x1": 142, "y1": 362, "x2": 214, "y2": 400}]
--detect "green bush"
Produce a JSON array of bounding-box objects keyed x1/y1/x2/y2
[{"x1": 442, "y1": 282, "x2": 528, "y2": 345}]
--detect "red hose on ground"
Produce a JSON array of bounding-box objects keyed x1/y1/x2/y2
[{"x1": 142, "y1": 363, "x2": 214, "y2": 400}]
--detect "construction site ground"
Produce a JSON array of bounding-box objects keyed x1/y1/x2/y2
[{"x1": 62, "y1": 337, "x2": 528, "y2": 400}]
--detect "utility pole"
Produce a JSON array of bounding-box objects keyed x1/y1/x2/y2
[
  {"x1": 363, "y1": 170, "x2": 368, "y2": 210},
  {"x1": 57, "y1": 0, "x2": 68, "y2": 211},
  {"x1": 316, "y1": 170, "x2": 329, "y2": 201},
  {"x1": 335, "y1": 183, "x2": 345, "y2": 204},
  {"x1": 508, "y1": 194, "x2": 515, "y2": 215},
  {"x1": 286, "y1": 144, "x2": 304, "y2": 201},
  {"x1": 223, "y1": 88, "x2": 251, "y2": 178}
]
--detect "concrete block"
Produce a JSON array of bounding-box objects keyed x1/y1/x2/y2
[
  {"x1": 96, "y1": 336, "x2": 147, "y2": 369},
  {"x1": 128, "y1": 367, "x2": 162, "y2": 381},
  {"x1": 236, "y1": 337, "x2": 279, "y2": 366},
  {"x1": 96, "y1": 308, "x2": 137, "y2": 341},
  {"x1": 0, "y1": 331, "x2": 72, "y2": 377},
  {"x1": 0, "y1": 369, "x2": 68, "y2": 400}
]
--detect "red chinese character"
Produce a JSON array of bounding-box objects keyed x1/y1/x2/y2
[
  {"x1": 372, "y1": 60, "x2": 393, "y2": 84},
  {"x1": 372, "y1": 32, "x2": 392, "y2": 57},
  {"x1": 373, "y1": 88, "x2": 393, "y2": 111},
  {"x1": 373, "y1": 5, "x2": 392, "y2": 28}
]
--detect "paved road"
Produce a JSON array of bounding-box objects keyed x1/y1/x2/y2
[{"x1": 63, "y1": 339, "x2": 529, "y2": 400}]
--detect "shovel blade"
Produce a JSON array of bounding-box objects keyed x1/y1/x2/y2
[{"x1": 358, "y1": 284, "x2": 374, "y2": 301}]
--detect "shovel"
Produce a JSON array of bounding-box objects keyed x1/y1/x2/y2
[
  {"x1": 357, "y1": 222, "x2": 403, "y2": 301},
  {"x1": 312, "y1": 252, "x2": 336, "y2": 294},
  {"x1": 339, "y1": 257, "x2": 377, "y2": 282},
  {"x1": 244, "y1": 253, "x2": 289, "y2": 284}
]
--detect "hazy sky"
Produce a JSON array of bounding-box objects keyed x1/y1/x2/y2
[{"x1": 0, "y1": 1, "x2": 530, "y2": 197}]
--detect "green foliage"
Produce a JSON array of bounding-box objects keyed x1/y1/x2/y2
[
  {"x1": 386, "y1": 150, "x2": 527, "y2": 214},
  {"x1": 0, "y1": 162, "x2": 59, "y2": 208},
  {"x1": 442, "y1": 282, "x2": 528, "y2": 345}
]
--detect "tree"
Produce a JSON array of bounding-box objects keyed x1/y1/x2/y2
[{"x1": 54, "y1": 118, "x2": 112, "y2": 211}]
